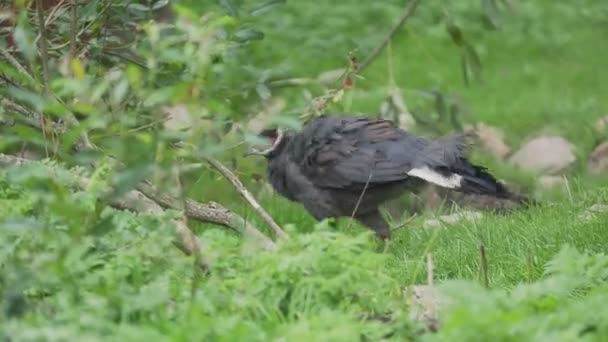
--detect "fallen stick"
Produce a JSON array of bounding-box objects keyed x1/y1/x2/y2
[
  {"x1": 205, "y1": 157, "x2": 288, "y2": 240},
  {"x1": 136, "y1": 182, "x2": 277, "y2": 251}
]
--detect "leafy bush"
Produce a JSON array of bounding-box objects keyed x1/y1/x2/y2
[
  {"x1": 431, "y1": 246, "x2": 608, "y2": 341},
  {"x1": 0, "y1": 160, "x2": 414, "y2": 340}
]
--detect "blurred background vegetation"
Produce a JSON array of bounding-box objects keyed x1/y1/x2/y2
[{"x1": 1, "y1": 0, "x2": 608, "y2": 340}]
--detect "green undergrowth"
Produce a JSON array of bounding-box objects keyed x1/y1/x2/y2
[{"x1": 1, "y1": 160, "x2": 608, "y2": 340}]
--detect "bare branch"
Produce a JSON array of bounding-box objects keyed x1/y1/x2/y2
[
  {"x1": 205, "y1": 157, "x2": 288, "y2": 240},
  {"x1": 0, "y1": 48, "x2": 37, "y2": 86},
  {"x1": 136, "y1": 182, "x2": 277, "y2": 251},
  {"x1": 69, "y1": 0, "x2": 77, "y2": 60},
  {"x1": 35, "y1": 0, "x2": 50, "y2": 96},
  {"x1": 111, "y1": 190, "x2": 209, "y2": 273}
]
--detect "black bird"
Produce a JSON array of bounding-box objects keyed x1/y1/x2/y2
[{"x1": 244, "y1": 115, "x2": 528, "y2": 240}]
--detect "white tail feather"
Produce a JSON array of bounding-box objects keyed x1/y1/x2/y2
[{"x1": 408, "y1": 166, "x2": 463, "y2": 189}]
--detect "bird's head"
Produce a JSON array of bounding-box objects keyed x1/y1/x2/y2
[{"x1": 243, "y1": 127, "x2": 288, "y2": 158}]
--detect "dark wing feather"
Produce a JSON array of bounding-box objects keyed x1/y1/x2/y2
[{"x1": 288, "y1": 116, "x2": 428, "y2": 190}]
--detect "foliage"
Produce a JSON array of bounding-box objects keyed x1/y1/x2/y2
[
  {"x1": 0, "y1": 161, "x2": 413, "y2": 340},
  {"x1": 1, "y1": 0, "x2": 608, "y2": 340},
  {"x1": 2, "y1": 162, "x2": 608, "y2": 340},
  {"x1": 431, "y1": 246, "x2": 608, "y2": 341}
]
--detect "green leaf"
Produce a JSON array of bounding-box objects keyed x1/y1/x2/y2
[
  {"x1": 143, "y1": 87, "x2": 176, "y2": 107},
  {"x1": 126, "y1": 64, "x2": 144, "y2": 90},
  {"x1": 109, "y1": 164, "x2": 153, "y2": 200},
  {"x1": 6, "y1": 87, "x2": 46, "y2": 111},
  {"x1": 462, "y1": 43, "x2": 483, "y2": 85},
  {"x1": 482, "y1": 0, "x2": 502, "y2": 29},
  {"x1": 433, "y1": 90, "x2": 448, "y2": 121},
  {"x1": 111, "y1": 79, "x2": 130, "y2": 105},
  {"x1": 269, "y1": 115, "x2": 302, "y2": 130},
  {"x1": 233, "y1": 28, "x2": 265, "y2": 43},
  {"x1": 445, "y1": 21, "x2": 465, "y2": 47},
  {"x1": 219, "y1": 0, "x2": 239, "y2": 17},
  {"x1": 249, "y1": 0, "x2": 286, "y2": 16},
  {"x1": 152, "y1": 0, "x2": 170, "y2": 10},
  {"x1": 12, "y1": 15, "x2": 36, "y2": 62},
  {"x1": 128, "y1": 3, "x2": 150, "y2": 12},
  {"x1": 255, "y1": 83, "x2": 271, "y2": 100}
]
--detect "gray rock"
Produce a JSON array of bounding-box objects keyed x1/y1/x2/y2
[
  {"x1": 588, "y1": 141, "x2": 608, "y2": 174},
  {"x1": 594, "y1": 116, "x2": 608, "y2": 134},
  {"x1": 579, "y1": 204, "x2": 608, "y2": 221},
  {"x1": 408, "y1": 285, "x2": 443, "y2": 332},
  {"x1": 509, "y1": 136, "x2": 576, "y2": 175}
]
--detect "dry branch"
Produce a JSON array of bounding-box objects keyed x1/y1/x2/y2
[
  {"x1": 0, "y1": 153, "x2": 209, "y2": 271},
  {"x1": 205, "y1": 157, "x2": 288, "y2": 240},
  {"x1": 137, "y1": 182, "x2": 277, "y2": 251},
  {"x1": 35, "y1": 0, "x2": 50, "y2": 95}
]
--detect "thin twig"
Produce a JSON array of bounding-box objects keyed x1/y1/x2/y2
[
  {"x1": 479, "y1": 244, "x2": 489, "y2": 288},
  {"x1": 391, "y1": 213, "x2": 418, "y2": 231},
  {"x1": 268, "y1": 78, "x2": 317, "y2": 88},
  {"x1": 35, "y1": 0, "x2": 52, "y2": 156},
  {"x1": 35, "y1": 0, "x2": 50, "y2": 95},
  {"x1": 359, "y1": 0, "x2": 421, "y2": 72},
  {"x1": 426, "y1": 253, "x2": 434, "y2": 286},
  {"x1": 0, "y1": 48, "x2": 37, "y2": 86},
  {"x1": 299, "y1": 0, "x2": 421, "y2": 122},
  {"x1": 205, "y1": 157, "x2": 288, "y2": 240},
  {"x1": 347, "y1": 171, "x2": 373, "y2": 229},
  {"x1": 350, "y1": 172, "x2": 373, "y2": 218},
  {"x1": 69, "y1": 0, "x2": 78, "y2": 60}
]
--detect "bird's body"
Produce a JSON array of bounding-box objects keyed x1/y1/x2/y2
[{"x1": 247, "y1": 115, "x2": 527, "y2": 240}]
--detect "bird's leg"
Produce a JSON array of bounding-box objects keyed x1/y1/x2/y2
[{"x1": 355, "y1": 211, "x2": 392, "y2": 252}]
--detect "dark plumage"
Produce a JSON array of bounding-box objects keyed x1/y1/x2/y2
[{"x1": 245, "y1": 115, "x2": 529, "y2": 240}]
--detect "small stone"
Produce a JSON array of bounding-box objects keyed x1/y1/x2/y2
[
  {"x1": 594, "y1": 116, "x2": 608, "y2": 134},
  {"x1": 588, "y1": 141, "x2": 608, "y2": 174},
  {"x1": 408, "y1": 285, "x2": 443, "y2": 332},
  {"x1": 578, "y1": 204, "x2": 608, "y2": 221},
  {"x1": 509, "y1": 136, "x2": 576, "y2": 175}
]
